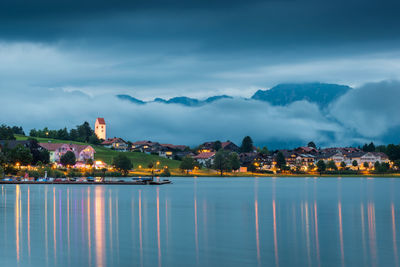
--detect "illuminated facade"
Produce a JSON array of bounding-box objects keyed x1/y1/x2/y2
[{"x1": 95, "y1": 118, "x2": 106, "y2": 140}]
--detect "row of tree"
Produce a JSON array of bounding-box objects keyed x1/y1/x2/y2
[
  {"x1": 0, "y1": 139, "x2": 50, "y2": 167},
  {"x1": 0, "y1": 125, "x2": 25, "y2": 140},
  {"x1": 29, "y1": 122, "x2": 102, "y2": 144}
]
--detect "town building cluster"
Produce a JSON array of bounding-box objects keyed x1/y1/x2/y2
[{"x1": 0, "y1": 118, "x2": 393, "y2": 173}]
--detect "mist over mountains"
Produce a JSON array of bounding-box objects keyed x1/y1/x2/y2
[
  {"x1": 1, "y1": 81, "x2": 400, "y2": 149},
  {"x1": 117, "y1": 83, "x2": 351, "y2": 108}
]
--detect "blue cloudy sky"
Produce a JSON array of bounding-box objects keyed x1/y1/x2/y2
[{"x1": 1, "y1": 0, "x2": 400, "y2": 147}]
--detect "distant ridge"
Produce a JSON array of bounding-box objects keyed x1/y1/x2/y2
[
  {"x1": 117, "y1": 83, "x2": 352, "y2": 107},
  {"x1": 251, "y1": 83, "x2": 351, "y2": 107},
  {"x1": 116, "y1": 94, "x2": 146, "y2": 104},
  {"x1": 118, "y1": 94, "x2": 232, "y2": 106}
]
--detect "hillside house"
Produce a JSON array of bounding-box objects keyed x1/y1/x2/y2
[
  {"x1": 101, "y1": 138, "x2": 129, "y2": 151},
  {"x1": 193, "y1": 152, "x2": 216, "y2": 165},
  {"x1": 39, "y1": 143, "x2": 95, "y2": 164}
]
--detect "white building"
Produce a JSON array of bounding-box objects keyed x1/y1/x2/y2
[{"x1": 95, "y1": 118, "x2": 106, "y2": 140}]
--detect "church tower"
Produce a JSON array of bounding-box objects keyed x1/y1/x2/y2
[{"x1": 95, "y1": 118, "x2": 106, "y2": 140}]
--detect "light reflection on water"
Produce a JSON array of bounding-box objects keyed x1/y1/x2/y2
[{"x1": 0, "y1": 177, "x2": 400, "y2": 266}]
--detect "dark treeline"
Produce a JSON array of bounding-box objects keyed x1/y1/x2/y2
[
  {"x1": 0, "y1": 125, "x2": 25, "y2": 140},
  {"x1": 362, "y1": 142, "x2": 400, "y2": 162},
  {"x1": 29, "y1": 122, "x2": 101, "y2": 145}
]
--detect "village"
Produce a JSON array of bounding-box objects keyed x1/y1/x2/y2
[{"x1": 0, "y1": 117, "x2": 399, "y2": 179}]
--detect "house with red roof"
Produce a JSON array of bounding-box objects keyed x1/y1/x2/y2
[
  {"x1": 193, "y1": 152, "x2": 216, "y2": 165},
  {"x1": 101, "y1": 137, "x2": 129, "y2": 151}
]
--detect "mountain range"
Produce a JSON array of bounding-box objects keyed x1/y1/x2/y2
[{"x1": 117, "y1": 83, "x2": 352, "y2": 107}]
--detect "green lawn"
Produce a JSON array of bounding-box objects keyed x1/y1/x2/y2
[{"x1": 15, "y1": 135, "x2": 181, "y2": 169}]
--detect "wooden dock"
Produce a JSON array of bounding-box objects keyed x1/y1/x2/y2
[{"x1": 0, "y1": 180, "x2": 171, "y2": 186}]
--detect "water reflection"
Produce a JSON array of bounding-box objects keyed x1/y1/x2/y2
[
  {"x1": 156, "y1": 187, "x2": 161, "y2": 267},
  {"x1": 392, "y1": 203, "x2": 399, "y2": 267},
  {"x1": 273, "y1": 199, "x2": 279, "y2": 267},
  {"x1": 314, "y1": 202, "x2": 320, "y2": 267},
  {"x1": 95, "y1": 187, "x2": 105, "y2": 267},
  {"x1": 368, "y1": 202, "x2": 377, "y2": 267},
  {"x1": 2, "y1": 179, "x2": 400, "y2": 267},
  {"x1": 15, "y1": 185, "x2": 20, "y2": 263},
  {"x1": 338, "y1": 201, "x2": 345, "y2": 267}
]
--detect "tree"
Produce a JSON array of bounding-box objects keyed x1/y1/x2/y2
[
  {"x1": 88, "y1": 134, "x2": 101, "y2": 145},
  {"x1": 57, "y1": 128, "x2": 69, "y2": 140},
  {"x1": 8, "y1": 145, "x2": 33, "y2": 166},
  {"x1": 352, "y1": 160, "x2": 358, "y2": 167},
  {"x1": 77, "y1": 121, "x2": 94, "y2": 142},
  {"x1": 394, "y1": 160, "x2": 400, "y2": 170},
  {"x1": 213, "y1": 149, "x2": 231, "y2": 176},
  {"x1": 60, "y1": 151, "x2": 76, "y2": 167},
  {"x1": 0, "y1": 152, "x2": 7, "y2": 167},
  {"x1": 0, "y1": 125, "x2": 16, "y2": 140},
  {"x1": 340, "y1": 161, "x2": 346, "y2": 169},
  {"x1": 86, "y1": 158, "x2": 94, "y2": 166},
  {"x1": 28, "y1": 138, "x2": 50, "y2": 165},
  {"x1": 112, "y1": 154, "x2": 133, "y2": 176},
  {"x1": 11, "y1": 126, "x2": 25, "y2": 135},
  {"x1": 327, "y1": 160, "x2": 337, "y2": 171},
  {"x1": 362, "y1": 142, "x2": 376, "y2": 152},
  {"x1": 259, "y1": 146, "x2": 269, "y2": 155},
  {"x1": 69, "y1": 129, "x2": 79, "y2": 141},
  {"x1": 307, "y1": 141, "x2": 316, "y2": 149},
  {"x1": 363, "y1": 162, "x2": 369, "y2": 169},
  {"x1": 29, "y1": 129, "x2": 38, "y2": 137},
  {"x1": 374, "y1": 161, "x2": 381, "y2": 171},
  {"x1": 213, "y1": 141, "x2": 222, "y2": 151},
  {"x1": 248, "y1": 163, "x2": 257, "y2": 173},
  {"x1": 387, "y1": 144, "x2": 400, "y2": 161},
  {"x1": 229, "y1": 152, "x2": 241, "y2": 171},
  {"x1": 180, "y1": 156, "x2": 195, "y2": 174},
  {"x1": 275, "y1": 151, "x2": 286, "y2": 170},
  {"x1": 316, "y1": 160, "x2": 326, "y2": 174},
  {"x1": 240, "y1": 136, "x2": 254, "y2": 153}
]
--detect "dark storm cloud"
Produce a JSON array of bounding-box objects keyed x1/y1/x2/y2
[{"x1": 1, "y1": 0, "x2": 400, "y2": 52}]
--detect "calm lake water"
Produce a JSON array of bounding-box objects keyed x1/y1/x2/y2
[{"x1": 0, "y1": 177, "x2": 399, "y2": 267}]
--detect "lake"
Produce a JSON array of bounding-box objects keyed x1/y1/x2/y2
[{"x1": 0, "y1": 177, "x2": 399, "y2": 267}]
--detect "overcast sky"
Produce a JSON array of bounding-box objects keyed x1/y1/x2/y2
[{"x1": 1, "y1": 0, "x2": 400, "y2": 147}]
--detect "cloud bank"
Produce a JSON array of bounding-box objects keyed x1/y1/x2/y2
[{"x1": 1, "y1": 80, "x2": 399, "y2": 148}]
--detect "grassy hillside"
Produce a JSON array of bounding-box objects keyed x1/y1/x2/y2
[{"x1": 15, "y1": 135, "x2": 181, "y2": 169}]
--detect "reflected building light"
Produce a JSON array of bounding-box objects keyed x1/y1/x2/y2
[
  {"x1": 53, "y1": 187, "x2": 57, "y2": 262},
  {"x1": 157, "y1": 188, "x2": 161, "y2": 267},
  {"x1": 67, "y1": 188, "x2": 70, "y2": 259},
  {"x1": 27, "y1": 187, "x2": 31, "y2": 259},
  {"x1": 255, "y1": 199, "x2": 261, "y2": 265},
  {"x1": 15, "y1": 185, "x2": 20, "y2": 263},
  {"x1": 87, "y1": 187, "x2": 91, "y2": 266},
  {"x1": 314, "y1": 202, "x2": 320, "y2": 267},
  {"x1": 273, "y1": 199, "x2": 279, "y2": 267},
  {"x1": 194, "y1": 187, "x2": 199, "y2": 264},
  {"x1": 45, "y1": 187, "x2": 49, "y2": 264},
  {"x1": 338, "y1": 202, "x2": 345, "y2": 267},
  {"x1": 360, "y1": 203, "x2": 367, "y2": 265},
  {"x1": 109, "y1": 189, "x2": 114, "y2": 264},
  {"x1": 139, "y1": 190, "x2": 143, "y2": 267},
  {"x1": 392, "y1": 203, "x2": 399, "y2": 267},
  {"x1": 165, "y1": 199, "x2": 169, "y2": 249},
  {"x1": 95, "y1": 187, "x2": 105, "y2": 267},
  {"x1": 305, "y1": 202, "x2": 311, "y2": 267},
  {"x1": 368, "y1": 202, "x2": 377, "y2": 267}
]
